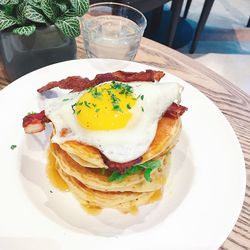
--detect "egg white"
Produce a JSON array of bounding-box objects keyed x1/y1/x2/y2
[{"x1": 45, "y1": 81, "x2": 182, "y2": 163}]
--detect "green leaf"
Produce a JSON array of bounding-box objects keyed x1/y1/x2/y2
[
  {"x1": 3, "y1": 4, "x2": 15, "y2": 15},
  {"x1": 140, "y1": 160, "x2": 161, "y2": 182},
  {"x1": 0, "y1": 13, "x2": 17, "y2": 31},
  {"x1": 16, "y1": 3, "x2": 26, "y2": 24},
  {"x1": 126, "y1": 165, "x2": 143, "y2": 175},
  {"x1": 63, "y1": 9, "x2": 77, "y2": 17},
  {"x1": 24, "y1": 4, "x2": 46, "y2": 23},
  {"x1": 0, "y1": 0, "x2": 10, "y2": 5},
  {"x1": 108, "y1": 165, "x2": 143, "y2": 182},
  {"x1": 55, "y1": 16, "x2": 80, "y2": 38},
  {"x1": 13, "y1": 24, "x2": 36, "y2": 36},
  {"x1": 56, "y1": 3, "x2": 68, "y2": 13},
  {"x1": 8, "y1": 0, "x2": 19, "y2": 4},
  {"x1": 70, "y1": 0, "x2": 89, "y2": 16},
  {"x1": 137, "y1": 160, "x2": 161, "y2": 170},
  {"x1": 26, "y1": 0, "x2": 41, "y2": 9},
  {"x1": 108, "y1": 171, "x2": 125, "y2": 182},
  {"x1": 108, "y1": 159, "x2": 161, "y2": 183},
  {"x1": 41, "y1": 0, "x2": 56, "y2": 22},
  {"x1": 144, "y1": 168, "x2": 153, "y2": 182}
]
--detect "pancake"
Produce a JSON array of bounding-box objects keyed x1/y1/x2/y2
[
  {"x1": 56, "y1": 161, "x2": 165, "y2": 214},
  {"x1": 47, "y1": 116, "x2": 182, "y2": 214},
  {"x1": 59, "y1": 117, "x2": 181, "y2": 169},
  {"x1": 51, "y1": 143, "x2": 170, "y2": 192},
  {"x1": 142, "y1": 117, "x2": 181, "y2": 161}
]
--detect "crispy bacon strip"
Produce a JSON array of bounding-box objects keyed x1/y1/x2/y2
[
  {"x1": 37, "y1": 76, "x2": 91, "y2": 94},
  {"x1": 37, "y1": 70, "x2": 165, "y2": 93},
  {"x1": 112, "y1": 70, "x2": 165, "y2": 82},
  {"x1": 101, "y1": 154, "x2": 143, "y2": 173},
  {"x1": 23, "y1": 111, "x2": 50, "y2": 134},
  {"x1": 164, "y1": 103, "x2": 188, "y2": 119}
]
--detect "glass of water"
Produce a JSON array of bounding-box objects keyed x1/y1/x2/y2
[{"x1": 81, "y1": 2, "x2": 147, "y2": 61}]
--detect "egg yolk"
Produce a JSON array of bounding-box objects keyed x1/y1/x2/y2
[{"x1": 75, "y1": 82, "x2": 137, "y2": 130}]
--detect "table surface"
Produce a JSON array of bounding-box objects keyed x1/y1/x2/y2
[{"x1": 0, "y1": 37, "x2": 249, "y2": 249}]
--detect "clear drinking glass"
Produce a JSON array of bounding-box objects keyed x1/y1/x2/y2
[{"x1": 81, "y1": 2, "x2": 147, "y2": 61}]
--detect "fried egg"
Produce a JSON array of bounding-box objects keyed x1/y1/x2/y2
[{"x1": 45, "y1": 81, "x2": 182, "y2": 163}]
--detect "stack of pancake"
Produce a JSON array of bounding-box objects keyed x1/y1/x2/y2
[{"x1": 49, "y1": 116, "x2": 181, "y2": 214}]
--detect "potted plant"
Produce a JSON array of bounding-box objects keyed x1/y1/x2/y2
[{"x1": 0, "y1": 0, "x2": 89, "y2": 81}]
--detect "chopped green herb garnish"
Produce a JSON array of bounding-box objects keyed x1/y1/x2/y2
[
  {"x1": 113, "y1": 105, "x2": 123, "y2": 112},
  {"x1": 78, "y1": 102, "x2": 83, "y2": 106},
  {"x1": 108, "y1": 160, "x2": 161, "y2": 182},
  {"x1": 110, "y1": 81, "x2": 134, "y2": 96},
  {"x1": 108, "y1": 92, "x2": 123, "y2": 112},
  {"x1": 71, "y1": 103, "x2": 76, "y2": 114},
  {"x1": 95, "y1": 108, "x2": 100, "y2": 112},
  {"x1": 77, "y1": 110, "x2": 81, "y2": 115},
  {"x1": 141, "y1": 95, "x2": 144, "y2": 100},
  {"x1": 141, "y1": 106, "x2": 144, "y2": 112},
  {"x1": 91, "y1": 87, "x2": 102, "y2": 98},
  {"x1": 62, "y1": 98, "x2": 69, "y2": 102},
  {"x1": 87, "y1": 82, "x2": 135, "y2": 114},
  {"x1": 10, "y1": 145, "x2": 17, "y2": 150},
  {"x1": 110, "y1": 93, "x2": 120, "y2": 104},
  {"x1": 84, "y1": 101, "x2": 91, "y2": 108},
  {"x1": 87, "y1": 87, "x2": 93, "y2": 93}
]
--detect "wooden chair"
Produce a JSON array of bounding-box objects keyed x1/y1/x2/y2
[
  {"x1": 184, "y1": 1, "x2": 249, "y2": 52},
  {"x1": 147, "y1": 0, "x2": 185, "y2": 47},
  {"x1": 183, "y1": 0, "x2": 215, "y2": 53},
  {"x1": 183, "y1": 0, "x2": 192, "y2": 19},
  {"x1": 167, "y1": 0, "x2": 184, "y2": 47}
]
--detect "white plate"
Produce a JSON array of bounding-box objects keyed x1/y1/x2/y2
[{"x1": 0, "y1": 59, "x2": 245, "y2": 250}]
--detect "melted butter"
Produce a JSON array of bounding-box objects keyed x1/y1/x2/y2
[
  {"x1": 47, "y1": 150, "x2": 69, "y2": 192},
  {"x1": 81, "y1": 204, "x2": 102, "y2": 215},
  {"x1": 162, "y1": 178, "x2": 167, "y2": 185},
  {"x1": 129, "y1": 206, "x2": 138, "y2": 215},
  {"x1": 157, "y1": 175, "x2": 167, "y2": 185},
  {"x1": 149, "y1": 189, "x2": 162, "y2": 203}
]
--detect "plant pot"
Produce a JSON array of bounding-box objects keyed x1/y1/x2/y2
[{"x1": 0, "y1": 26, "x2": 77, "y2": 81}]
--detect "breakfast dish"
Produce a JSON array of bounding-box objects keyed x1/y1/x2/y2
[
  {"x1": 22, "y1": 70, "x2": 187, "y2": 214},
  {"x1": 0, "y1": 59, "x2": 246, "y2": 249}
]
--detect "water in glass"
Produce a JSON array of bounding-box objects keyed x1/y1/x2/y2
[{"x1": 83, "y1": 16, "x2": 142, "y2": 60}]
